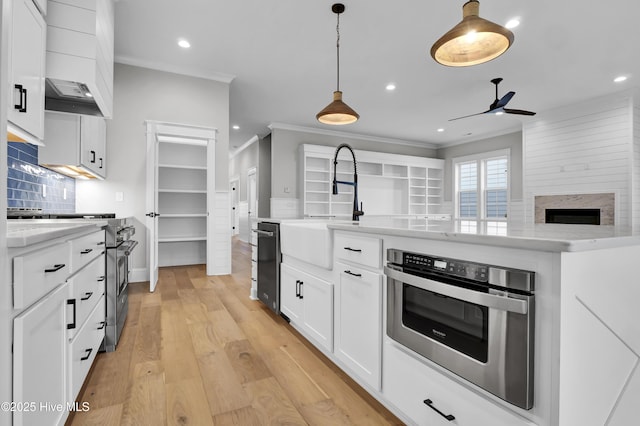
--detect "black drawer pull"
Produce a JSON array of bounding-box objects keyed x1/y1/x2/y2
[
  {"x1": 90, "y1": 150, "x2": 96, "y2": 163},
  {"x1": 97, "y1": 241, "x2": 105, "y2": 246},
  {"x1": 67, "y1": 299, "x2": 76, "y2": 330},
  {"x1": 14, "y1": 84, "x2": 27, "y2": 112},
  {"x1": 81, "y1": 292, "x2": 93, "y2": 301},
  {"x1": 344, "y1": 247, "x2": 362, "y2": 252},
  {"x1": 295, "y1": 280, "x2": 300, "y2": 298},
  {"x1": 99, "y1": 158, "x2": 103, "y2": 169},
  {"x1": 344, "y1": 270, "x2": 362, "y2": 277},
  {"x1": 45, "y1": 264, "x2": 65, "y2": 273},
  {"x1": 97, "y1": 275, "x2": 106, "y2": 282},
  {"x1": 80, "y1": 248, "x2": 93, "y2": 254},
  {"x1": 299, "y1": 281, "x2": 304, "y2": 299},
  {"x1": 97, "y1": 321, "x2": 106, "y2": 330},
  {"x1": 423, "y1": 399, "x2": 455, "y2": 421},
  {"x1": 80, "y1": 348, "x2": 93, "y2": 361}
]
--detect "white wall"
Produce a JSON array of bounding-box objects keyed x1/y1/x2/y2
[
  {"x1": 523, "y1": 90, "x2": 635, "y2": 227},
  {"x1": 633, "y1": 98, "x2": 640, "y2": 232},
  {"x1": 76, "y1": 63, "x2": 230, "y2": 281}
]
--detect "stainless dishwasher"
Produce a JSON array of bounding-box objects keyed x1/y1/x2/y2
[{"x1": 255, "y1": 222, "x2": 281, "y2": 314}]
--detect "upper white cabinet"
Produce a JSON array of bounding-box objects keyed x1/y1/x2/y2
[
  {"x1": 45, "y1": 0, "x2": 114, "y2": 118},
  {"x1": 300, "y1": 144, "x2": 444, "y2": 219},
  {"x1": 40, "y1": 111, "x2": 107, "y2": 179},
  {"x1": 7, "y1": 0, "x2": 47, "y2": 145},
  {"x1": 33, "y1": 0, "x2": 47, "y2": 15}
]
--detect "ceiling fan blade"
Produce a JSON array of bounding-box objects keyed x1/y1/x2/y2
[
  {"x1": 448, "y1": 111, "x2": 488, "y2": 121},
  {"x1": 494, "y1": 91, "x2": 515, "y2": 109},
  {"x1": 503, "y1": 108, "x2": 536, "y2": 116}
]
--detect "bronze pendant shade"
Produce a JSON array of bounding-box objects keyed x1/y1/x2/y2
[
  {"x1": 431, "y1": 0, "x2": 514, "y2": 67},
  {"x1": 317, "y1": 3, "x2": 359, "y2": 125}
]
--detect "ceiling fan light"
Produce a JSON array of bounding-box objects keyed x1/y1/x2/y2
[
  {"x1": 431, "y1": 0, "x2": 514, "y2": 67},
  {"x1": 317, "y1": 91, "x2": 359, "y2": 125}
]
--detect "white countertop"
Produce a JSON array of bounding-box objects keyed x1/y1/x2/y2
[
  {"x1": 320, "y1": 218, "x2": 640, "y2": 252},
  {"x1": 7, "y1": 220, "x2": 108, "y2": 248}
]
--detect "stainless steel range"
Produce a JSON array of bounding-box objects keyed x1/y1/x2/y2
[{"x1": 103, "y1": 217, "x2": 137, "y2": 352}]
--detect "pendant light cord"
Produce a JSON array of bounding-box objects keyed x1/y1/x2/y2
[{"x1": 336, "y1": 12, "x2": 341, "y2": 92}]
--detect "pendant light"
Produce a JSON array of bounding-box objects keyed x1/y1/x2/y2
[
  {"x1": 316, "y1": 3, "x2": 359, "y2": 125},
  {"x1": 431, "y1": 0, "x2": 514, "y2": 67}
]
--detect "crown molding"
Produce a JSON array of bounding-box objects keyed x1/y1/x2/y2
[
  {"x1": 115, "y1": 56, "x2": 235, "y2": 84},
  {"x1": 229, "y1": 135, "x2": 259, "y2": 158},
  {"x1": 268, "y1": 122, "x2": 437, "y2": 150}
]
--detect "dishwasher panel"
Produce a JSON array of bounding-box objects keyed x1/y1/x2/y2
[{"x1": 256, "y1": 222, "x2": 281, "y2": 314}]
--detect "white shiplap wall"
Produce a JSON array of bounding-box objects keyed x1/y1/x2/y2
[{"x1": 523, "y1": 92, "x2": 635, "y2": 226}]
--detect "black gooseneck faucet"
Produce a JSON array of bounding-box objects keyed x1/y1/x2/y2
[{"x1": 332, "y1": 143, "x2": 364, "y2": 221}]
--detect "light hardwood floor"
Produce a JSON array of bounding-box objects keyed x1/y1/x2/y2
[{"x1": 68, "y1": 238, "x2": 402, "y2": 425}]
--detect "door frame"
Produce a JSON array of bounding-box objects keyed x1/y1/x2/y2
[{"x1": 229, "y1": 175, "x2": 240, "y2": 236}]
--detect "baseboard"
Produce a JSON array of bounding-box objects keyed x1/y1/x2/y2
[{"x1": 129, "y1": 268, "x2": 148, "y2": 284}]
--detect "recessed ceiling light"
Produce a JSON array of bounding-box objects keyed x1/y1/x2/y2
[
  {"x1": 178, "y1": 39, "x2": 191, "y2": 48},
  {"x1": 386, "y1": 83, "x2": 396, "y2": 91},
  {"x1": 614, "y1": 75, "x2": 628, "y2": 83},
  {"x1": 232, "y1": 125, "x2": 240, "y2": 130},
  {"x1": 505, "y1": 19, "x2": 520, "y2": 29},
  {"x1": 437, "y1": 128, "x2": 445, "y2": 132}
]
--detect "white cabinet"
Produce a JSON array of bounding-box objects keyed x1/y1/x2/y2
[
  {"x1": 250, "y1": 220, "x2": 258, "y2": 299},
  {"x1": 13, "y1": 284, "x2": 68, "y2": 426},
  {"x1": 300, "y1": 144, "x2": 444, "y2": 218},
  {"x1": 40, "y1": 111, "x2": 107, "y2": 179},
  {"x1": 7, "y1": 0, "x2": 47, "y2": 145},
  {"x1": 280, "y1": 263, "x2": 333, "y2": 352},
  {"x1": 334, "y1": 262, "x2": 382, "y2": 390},
  {"x1": 383, "y1": 340, "x2": 535, "y2": 426}
]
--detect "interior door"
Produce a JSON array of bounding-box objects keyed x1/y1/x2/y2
[{"x1": 145, "y1": 122, "x2": 159, "y2": 291}]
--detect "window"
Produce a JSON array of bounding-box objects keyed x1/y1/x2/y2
[{"x1": 454, "y1": 150, "x2": 509, "y2": 221}]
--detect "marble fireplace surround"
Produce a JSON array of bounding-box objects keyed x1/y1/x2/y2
[{"x1": 534, "y1": 193, "x2": 615, "y2": 225}]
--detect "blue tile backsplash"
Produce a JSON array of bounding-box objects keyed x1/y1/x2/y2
[{"x1": 7, "y1": 142, "x2": 75, "y2": 212}]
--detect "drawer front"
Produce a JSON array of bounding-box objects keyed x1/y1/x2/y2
[
  {"x1": 13, "y1": 243, "x2": 70, "y2": 309},
  {"x1": 69, "y1": 229, "x2": 105, "y2": 273},
  {"x1": 67, "y1": 254, "x2": 106, "y2": 338},
  {"x1": 335, "y1": 233, "x2": 382, "y2": 269},
  {"x1": 68, "y1": 295, "x2": 106, "y2": 402}
]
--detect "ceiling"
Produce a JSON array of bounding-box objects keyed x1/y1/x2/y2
[{"x1": 113, "y1": 0, "x2": 640, "y2": 150}]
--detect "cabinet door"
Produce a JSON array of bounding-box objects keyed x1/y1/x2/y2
[
  {"x1": 13, "y1": 284, "x2": 68, "y2": 426},
  {"x1": 80, "y1": 115, "x2": 106, "y2": 177},
  {"x1": 334, "y1": 262, "x2": 382, "y2": 390},
  {"x1": 300, "y1": 273, "x2": 333, "y2": 352},
  {"x1": 280, "y1": 263, "x2": 303, "y2": 323},
  {"x1": 8, "y1": 0, "x2": 46, "y2": 142}
]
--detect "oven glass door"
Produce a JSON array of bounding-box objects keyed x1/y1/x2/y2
[
  {"x1": 402, "y1": 282, "x2": 489, "y2": 362},
  {"x1": 116, "y1": 252, "x2": 127, "y2": 296}
]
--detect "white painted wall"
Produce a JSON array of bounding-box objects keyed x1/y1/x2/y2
[
  {"x1": 633, "y1": 98, "x2": 640, "y2": 232},
  {"x1": 523, "y1": 90, "x2": 636, "y2": 227},
  {"x1": 76, "y1": 63, "x2": 230, "y2": 281}
]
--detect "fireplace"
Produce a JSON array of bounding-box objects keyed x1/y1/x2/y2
[{"x1": 545, "y1": 208, "x2": 601, "y2": 225}]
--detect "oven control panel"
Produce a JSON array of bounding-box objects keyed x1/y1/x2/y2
[{"x1": 403, "y1": 252, "x2": 489, "y2": 282}]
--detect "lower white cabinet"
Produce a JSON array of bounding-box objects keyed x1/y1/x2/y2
[
  {"x1": 13, "y1": 284, "x2": 68, "y2": 426},
  {"x1": 334, "y1": 262, "x2": 382, "y2": 390},
  {"x1": 383, "y1": 340, "x2": 535, "y2": 426},
  {"x1": 280, "y1": 262, "x2": 333, "y2": 352},
  {"x1": 68, "y1": 295, "x2": 105, "y2": 402}
]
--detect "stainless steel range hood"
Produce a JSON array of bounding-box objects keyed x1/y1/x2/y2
[{"x1": 45, "y1": 79, "x2": 102, "y2": 116}]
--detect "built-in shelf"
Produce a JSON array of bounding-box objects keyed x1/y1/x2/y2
[
  {"x1": 158, "y1": 163, "x2": 207, "y2": 171},
  {"x1": 159, "y1": 213, "x2": 207, "y2": 218},
  {"x1": 158, "y1": 189, "x2": 207, "y2": 194},
  {"x1": 159, "y1": 236, "x2": 206, "y2": 243}
]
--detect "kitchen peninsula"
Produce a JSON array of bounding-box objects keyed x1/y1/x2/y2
[{"x1": 271, "y1": 217, "x2": 640, "y2": 426}]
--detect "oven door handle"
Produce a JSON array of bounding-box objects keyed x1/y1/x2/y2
[
  {"x1": 384, "y1": 267, "x2": 528, "y2": 315},
  {"x1": 122, "y1": 240, "x2": 139, "y2": 256}
]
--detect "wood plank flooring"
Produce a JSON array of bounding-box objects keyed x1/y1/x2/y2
[{"x1": 68, "y1": 238, "x2": 402, "y2": 425}]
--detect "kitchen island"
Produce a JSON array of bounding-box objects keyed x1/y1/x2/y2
[{"x1": 271, "y1": 217, "x2": 640, "y2": 426}]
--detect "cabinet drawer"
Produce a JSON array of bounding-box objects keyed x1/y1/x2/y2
[
  {"x1": 69, "y1": 229, "x2": 105, "y2": 273},
  {"x1": 13, "y1": 243, "x2": 70, "y2": 309},
  {"x1": 67, "y1": 254, "x2": 106, "y2": 339},
  {"x1": 383, "y1": 341, "x2": 534, "y2": 426},
  {"x1": 335, "y1": 233, "x2": 382, "y2": 269},
  {"x1": 68, "y1": 295, "x2": 105, "y2": 402}
]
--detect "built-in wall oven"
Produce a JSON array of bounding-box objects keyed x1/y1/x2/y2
[{"x1": 386, "y1": 249, "x2": 535, "y2": 410}]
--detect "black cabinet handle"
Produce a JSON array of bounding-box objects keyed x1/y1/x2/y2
[
  {"x1": 80, "y1": 348, "x2": 93, "y2": 361},
  {"x1": 344, "y1": 270, "x2": 362, "y2": 277},
  {"x1": 299, "y1": 281, "x2": 304, "y2": 299},
  {"x1": 295, "y1": 280, "x2": 300, "y2": 298},
  {"x1": 97, "y1": 241, "x2": 105, "y2": 246},
  {"x1": 90, "y1": 150, "x2": 96, "y2": 163},
  {"x1": 81, "y1": 292, "x2": 93, "y2": 301},
  {"x1": 14, "y1": 84, "x2": 27, "y2": 112},
  {"x1": 81, "y1": 248, "x2": 93, "y2": 254},
  {"x1": 97, "y1": 321, "x2": 106, "y2": 330},
  {"x1": 97, "y1": 275, "x2": 106, "y2": 282},
  {"x1": 423, "y1": 399, "x2": 455, "y2": 421},
  {"x1": 67, "y1": 299, "x2": 77, "y2": 330},
  {"x1": 45, "y1": 264, "x2": 65, "y2": 273},
  {"x1": 99, "y1": 158, "x2": 103, "y2": 169},
  {"x1": 344, "y1": 247, "x2": 362, "y2": 252}
]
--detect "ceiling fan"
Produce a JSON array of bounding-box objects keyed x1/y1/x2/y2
[{"x1": 449, "y1": 78, "x2": 536, "y2": 121}]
